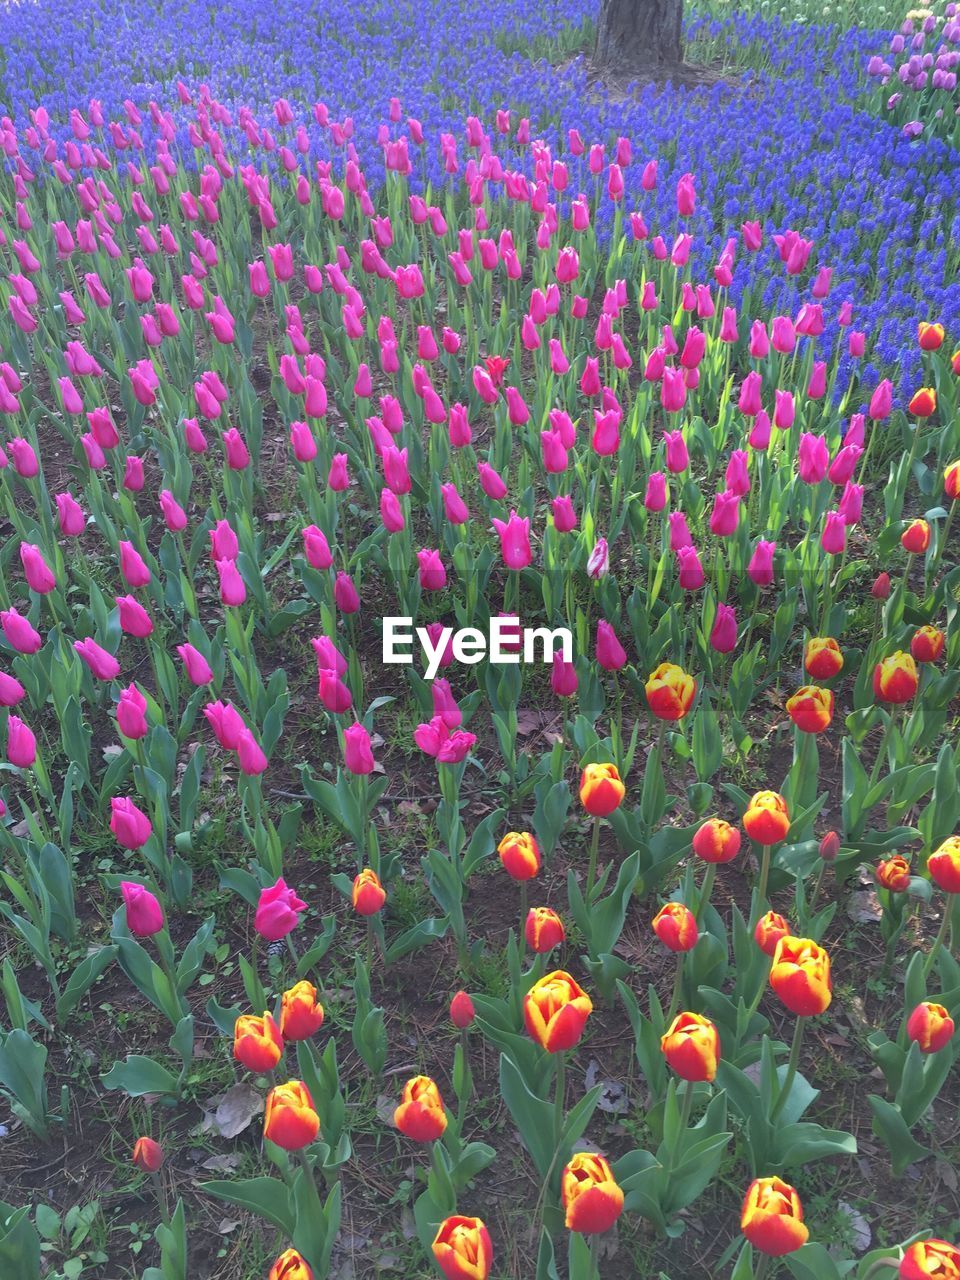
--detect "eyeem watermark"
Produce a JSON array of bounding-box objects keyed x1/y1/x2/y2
[{"x1": 383, "y1": 617, "x2": 573, "y2": 680}]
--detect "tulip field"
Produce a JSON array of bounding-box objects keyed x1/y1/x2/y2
[{"x1": 1, "y1": 0, "x2": 960, "y2": 1276}]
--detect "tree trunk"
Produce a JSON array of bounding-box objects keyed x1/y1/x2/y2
[{"x1": 594, "y1": 0, "x2": 684, "y2": 71}]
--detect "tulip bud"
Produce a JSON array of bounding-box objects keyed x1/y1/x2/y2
[
  {"x1": 132, "y1": 1136, "x2": 163, "y2": 1172},
  {"x1": 450, "y1": 990, "x2": 475, "y2": 1029},
  {"x1": 741, "y1": 1177, "x2": 809, "y2": 1256},
  {"x1": 269, "y1": 1248, "x2": 314, "y2": 1280},
  {"x1": 818, "y1": 831, "x2": 840, "y2": 862},
  {"x1": 871, "y1": 572, "x2": 891, "y2": 599},
  {"x1": 394, "y1": 1075, "x2": 447, "y2": 1141},
  {"x1": 561, "y1": 1153, "x2": 624, "y2": 1234},
  {"x1": 353, "y1": 868, "x2": 386, "y2": 915},
  {"x1": 432, "y1": 1216, "x2": 492, "y2": 1280}
]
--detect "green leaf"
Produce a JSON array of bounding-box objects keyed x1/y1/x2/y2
[
  {"x1": 101, "y1": 1054, "x2": 179, "y2": 1098},
  {"x1": 199, "y1": 1177, "x2": 294, "y2": 1235}
]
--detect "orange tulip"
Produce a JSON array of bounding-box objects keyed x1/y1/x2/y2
[
  {"x1": 523, "y1": 969, "x2": 593, "y2": 1053},
  {"x1": 786, "y1": 685, "x2": 834, "y2": 734},
  {"x1": 394, "y1": 1075, "x2": 447, "y2": 1142},
  {"x1": 497, "y1": 831, "x2": 541, "y2": 881},
  {"x1": 929, "y1": 836, "x2": 960, "y2": 893},
  {"x1": 908, "y1": 388, "x2": 936, "y2": 418},
  {"x1": 431, "y1": 1215, "x2": 493, "y2": 1280},
  {"x1": 132, "y1": 1136, "x2": 163, "y2": 1172},
  {"x1": 561, "y1": 1152, "x2": 624, "y2": 1234},
  {"x1": 900, "y1": 1240, "x2": 960, "y2": 1280},
  {"x1": 911, "y1": 626, "x2": 945, "y2": 664},
  {"x1": 645, "y1": 661, "x2": 696, "y2": 721},
  {"x1": 692, "y1": 817, "x2": 741, "y2": 864},
  {"x1": 876, "y1": 855, "x2": 911, "y2": 892},
  {"x1": 352, "y1": 867, "x2": 386, "y2": 915},
  {"x1": 901, "y1": 518, "x2": 931, "y2": 553},
  {"x1": 906, "y1": 1001, "x2": 955, "y2": 1054},
  {"x1": 873, "y1": 651, "x2": 919, "y2": 704},
  {"x1": 755, "y1": 910, "x2": 790, "y2": 958},
  {"x1": 660, "y1": 1011, "x2": 720, "y2": 1082},
  {"x1": 945, "y1": 460, "x2": 960, "y2": 500},
  {"x1": 525, "y1": 906, "x2": 565, "y2": 954},
  {"x1": 743, "y1": 791, "x2": 790, "y2": 845},
  {"x1": 264, "y1": 1079, "x2": 320, "y2": 1150},
  {"x1": 804, "y1": 636, "x2": 843, "y2": 680},
  {"x1": 652, "y1": 902, "x2": 699, "y2": 952},
  {"x1": 741, "y1": 1177, "x2": 809, "y2": 1256},
  {"x1": 234, "y1": 1011, "x2": 283, "y2": 1073},
  {"x1": 918, "y1": 322, "x2": 944, "y2": 351},
  {"x1": 269, "y1": 1249, "x2": 314, "y2": 1280},
  {"x1": 770, "y1": 936, "x2": 832, "y2": 1015},
  {"x1": 280, "y1": 981, "x2": 325, "y2": 1041},
  {"x1": 579, "y1": 761, "x2": 625, "y2": 816}
]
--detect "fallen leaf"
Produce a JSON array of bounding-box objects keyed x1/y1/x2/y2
[
  {"x1": 214, "y1": 1083, "x2": 263, "y2": 1138},
  {"x1": 584, "y1": 1060, "x2": 629, "y2": 1114}
]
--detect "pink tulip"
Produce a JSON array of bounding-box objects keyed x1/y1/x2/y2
[
  {"x1": 551, "y1": 653, "x2": 578, "y2": 697},
  {"x1": 644, "y1": 472, "x2": 667, "y2": 511},
  {"x1": 54, "y1": 492, "x2": 85, "y2": 537},
  {"x1": 492, "y1": 512, "x2": 532, "y2": 570},
  {"x1": 75, "y1": 637, "x2": 121, "y2": 680},
  {"x1": 302, "y1": 525, "x2": 333, "y2": 570},
  {"x1": 204, "y1": 699, "x2": 245, "y2": 750},
  {"x1": 6, "y1": 715, "x2": 36, "y2": 768},
  {"x1": 868, "y1": 379, "x2": 893, "y2": 420},
  {"x1": 748, "y1": 540, "x2": 776, "y2": 587},
  {"x1": 177, "y1": 643, "x2": 214, "y2": 685},
  {"x1": 216, "y1": 558, "x2": 246, "y2": 606},
  {"x1": 1, "y1": 607, "x2": 41, "y2": 654},
  {"x1": 0, "y1": 672, "x2": 26, "y2": 707},
  {"x1": 596, "y1": 620, "x2": 627, "y2": 671},
  {"x1": 254, "y1": 877, "x2": 307, "y2": 941},
  {"x1": 725, "y1": 450, "x2": 750, "y2": 496},
  {"x1": 20, "y1": 543, "x2": 56, "y2": 594},
  {"x1": 441, "y1": 484, "x2": 469, "y2": 525},
  {"x1": 710, "y1": 603, "x2": 738, "y2": 654},
  {"x1": 121, "y1": 880, "x2": 164, "y2": 935},
  {"x1": 664, "y1": 430, "x2": 689, "y2": 474},
  {"x1": 676, "y1": 545, "x2": 705, "y2": 590},
  {"x1": 117, "y1": 683, "x2": 148, "y2": 738},
  {"x1": 334, "y1": 572, "x2": 360, "y2": 613},
  {"x1": 237, "y1": 729, "x2": 268, "y2": 775},
  {"x1": 552, "y1": 496, "x2": 577, "y2": 532},
  {"x1": 344, "y1": 723, "x2": 375, "y2": 774},
  {"x1": 798, "y1": 433, "x2": 829, "y2": 484},
  {"x1": 431, "y1": 678, "x2": 462, "y2": 729},
  {"x1": 477, "y1": 461, "x2": 507, "y2": 500},
  {"x1": 709, "y1": 490, "x2": 740, "y2": 537},
  {"x1": 821, "y1": 511, "x2": 847, "y2": 555},
  {"x1": 113, "y1": 590, "x2": 154, "y2": 638},
  {"x1": 110, "y1": 797, "x2": 153, "y2": 849},
  {"x1": 417, "y1": 549, "x2": 447, "y2": 591},
  {"x1": 119, "y1": 541, "x2": 151, "y2": 588}
]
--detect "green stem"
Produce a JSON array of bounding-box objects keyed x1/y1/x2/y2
[
  {"x1": 921, "y1": 904, "x2": 952, "y2": 983},
  {"x1": 860, "y1": 1260, "x2": 900, "y2": 1280},
  {"x1": 770, "y1": 1017, "x2": 806, "y2": 1124},
  {"x1": 695, "y1": 863, "x2": 717, "y2": 927},
  {"x1": 808, "y1": 861, "x2": 826, "y2": 916},
  {"x1": 754, "y1": 844, "x2": 772, "y2": 922},
  {"x1": 553, "y1": 1051, "x2": 567, "y2": 1151},
  {"x1": 519, "y1": 880, "x2": 528, "y2": 953},
  {"x1": 868, "y1": 705, "x2": 900, "y2": 791},
  {"x1": 585, "y1": 815, "x2": 601, "y2": 904},
  {"x1": 754, "y1": 1255, "x2": 773, "y2": 1280},
  {"x1": 665, "y1": 951, "x2": 685, "y2": 1026}
]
